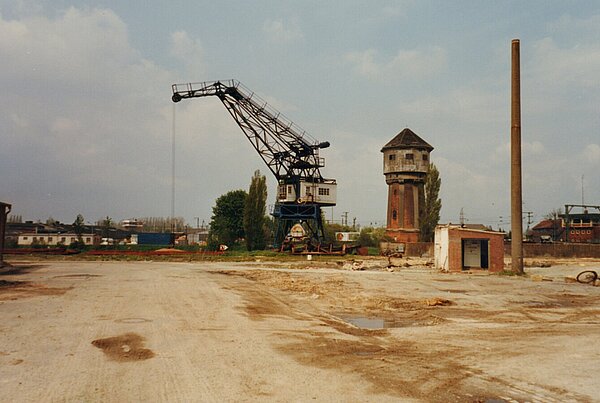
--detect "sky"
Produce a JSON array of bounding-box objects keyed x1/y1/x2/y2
[{"x1": 1, "y1": 0, "x2": 599, "y2": 230}]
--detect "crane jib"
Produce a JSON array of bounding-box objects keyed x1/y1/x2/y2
[{"x1": 170, "y1": 79, "x2": 337, "y2": 246}]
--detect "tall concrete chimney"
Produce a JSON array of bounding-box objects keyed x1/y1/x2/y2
[{"x1": 511, "y1": 39, "x2": 524, "y2": 274}]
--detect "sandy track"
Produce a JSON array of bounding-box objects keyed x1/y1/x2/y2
[{"x1": 1, "y1": 260, "x2": 599, "y2": 402}]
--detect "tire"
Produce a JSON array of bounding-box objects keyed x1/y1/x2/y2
[{"x1": 576, "y1": 270, "x2": 598, "y2": 284}]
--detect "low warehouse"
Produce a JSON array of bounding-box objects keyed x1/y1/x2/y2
[{"x1": 434, "y1": 224, "x2": 505, "y2": 272}]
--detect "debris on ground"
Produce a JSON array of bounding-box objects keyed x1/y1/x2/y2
[
  {"x1": 341, "y1": 260, "x2": 365, "y2": 270},
  {"x1": 424, "y1": 297, "x2": 453, "y2": 306},
  {"x1": 531, "y1": 274, "x2": 553, "y2": 282}
]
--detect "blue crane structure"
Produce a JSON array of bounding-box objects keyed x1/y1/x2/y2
[{"x1": 171, "y1": 80, "x2": 337, "y2": 247}]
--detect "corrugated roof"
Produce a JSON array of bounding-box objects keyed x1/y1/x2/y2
[{"x1": 381, "y1": 128, "x2": 433, "y2": 152}]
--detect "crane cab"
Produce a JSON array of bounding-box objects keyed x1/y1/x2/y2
[{"x1": 278, "y1": 180, "x2": 336, "y2": 206}]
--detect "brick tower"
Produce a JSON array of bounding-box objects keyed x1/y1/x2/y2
[{"x1": 381, "y1": 128, "x2": 433, "y2": 243}]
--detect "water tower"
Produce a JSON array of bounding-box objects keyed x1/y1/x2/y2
[{"x1": 381, "y1": 128, "x2": 433, "y2": 243}]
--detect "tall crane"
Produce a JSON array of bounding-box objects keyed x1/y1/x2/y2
[{"x1": 171, "y1": 80, "x2": 337, "y2": 247}]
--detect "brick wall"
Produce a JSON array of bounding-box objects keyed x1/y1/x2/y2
[
  {"x1": 448, "y1": 228, "x2": 505, "y2": 273},
  {"x1": 504, "y1": 242, "x2": 600, "y2": 258}
]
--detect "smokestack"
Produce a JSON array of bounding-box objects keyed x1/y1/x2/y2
[{"x1": 511, "y1": 39, "x2": 524, "y2": 274}]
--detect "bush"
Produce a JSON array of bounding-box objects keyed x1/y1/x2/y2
[
  {"x1": 69, "y1": 240, "x2": 87, "y2": 250},
  {"x1": 5, "y1": 239, "x2": 17, "y2": 248},
  {"x1": 357, "y1": 227, "x2": 387, "y2": 247}
]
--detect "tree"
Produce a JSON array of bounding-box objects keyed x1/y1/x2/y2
[
  {"x1": 73, "y1": 214, "x2": 85, "y2": 238},
  {"x1": 323, "y1": 222, "x2": 352, "y2": 243},
  {"x1": 358, "y1": 226, "x2": 387, "y2": 247},
  {"x1": 420, "y1": 163, "x2": 442, "y2": 242},
  {"x1": 138, "y1": 216, "x2": 186, "y2": 232},
  {"x1": 544, "y1": 207, "x2": 563, "y2": 220},
  {"x1": 8, "y1": 214, "x2": 22, "y2": 223},
  {"x1": 70, "y1": 214, "x2": 86, "y2": 249},
  {"x1": 243, "y1": 170, "x2": 268, "y2": 250},
  {"x1": 208, "y1": 189, "x2": 248, "y2": 247},
  {"x1": 100, "y1": 216, "x2": 113, "y2": 238}
]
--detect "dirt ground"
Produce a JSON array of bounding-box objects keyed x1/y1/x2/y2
[{"x1": 0, "y1": 257, "x2": 599, "y2": 402}]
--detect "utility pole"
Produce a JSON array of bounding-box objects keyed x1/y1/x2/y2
[
  {"x1": 342, "y1": 212, "x2": 349, "y2": 227},
  {"x1": 581, "y1": 174, "x2": 585, "y2": 206},
  {"x1": 511, "y1": 39, "x2": 524, "y2": 274},
  {"x1": 524, "y1": 211, "x2": 533, "y2": 229}
]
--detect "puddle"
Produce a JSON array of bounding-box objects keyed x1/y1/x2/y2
[
  {"x1": 91, "y1": 332, "x2": 154, "y2": 362},
  {"x1": 341, "y1": 316, "x2": 386, "y2": 329}
]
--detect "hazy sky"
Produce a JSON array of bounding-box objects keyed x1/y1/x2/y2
[{"x1": 1, "y1": 0, "x2": 599, "y2": 229}]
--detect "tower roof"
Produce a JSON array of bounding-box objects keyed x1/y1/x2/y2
[{"x1": 381, "y1": 128, "x2": 433, "y2": 152}]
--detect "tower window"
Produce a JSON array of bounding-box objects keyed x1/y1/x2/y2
[
  {"x1": 389, "y1": 154, "x2": 396, "y2": 161},
  {"x1": 422, "y1": 154, "x2": 428, "y2": 161},
  {"x1": 405, "y1": 153, "x2": 414, "y2": 160},
  {"x1": 392, "y1": 210, "x2": 397, "y2": 220}
]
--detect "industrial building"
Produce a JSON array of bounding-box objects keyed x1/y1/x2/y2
[
  {"x1": 17, "y1": 233, "x2": 96, "y2": 246},
  {"x1": 530, "y1": 209, "x2": 600, "y2": 243},
  {"x1": 381, "y1": 128, "x2": 433, "y2": 243},
  {"x1": 434, "y1": 224, "x2": 505, "y2": 272}
]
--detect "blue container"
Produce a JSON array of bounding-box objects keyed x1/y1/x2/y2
[{"x1": 137, "y1": 232, "x2": 173, "y2": 245}]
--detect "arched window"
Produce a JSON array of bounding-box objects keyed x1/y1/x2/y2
[{"x1": 392, "y1": 210, "x2": 397, "y2": 221}]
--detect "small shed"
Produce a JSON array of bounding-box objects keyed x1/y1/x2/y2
[{"x1": 434, "y1": 224, "x2": 505, "y2": 272}]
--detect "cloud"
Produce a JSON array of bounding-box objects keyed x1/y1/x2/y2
[
  {"x1": 0, "y1": 7, "x2": 177, "y2": 221},
  {"x1": 0, "y1": 7, "x2": 140, "y2": 87},
  {"x1": 345, "y1": 46, "x2": 447, "y2": 80},
  {"x1": 492, "y1": 141, "x2": 547, "y2": 162},
  {"x1": 583, "y1": 143, "x2": 600, "y2": 164},
  {"x1": 50, "y1": 117, "x2": 81, "y2": 134},
  {"x1": 169, "y1": 30, "x2": 204, "y2": 76},
  {"x1": 262, "y1": 19, "x2": 303, "y2": 43},
  {"x1": 529, "y1": 37, "x2": 600, "y2": 90},
  {"x1": 547, "y1": 13, "x2": 600, "y2": 36},
  {"x1": 397, "y1": 85, "x2": 505, "y2": 125}
]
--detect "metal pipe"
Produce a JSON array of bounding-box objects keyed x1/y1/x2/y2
[{"x1": 511, "y1": 39, "x2": 524, "y2": 274}]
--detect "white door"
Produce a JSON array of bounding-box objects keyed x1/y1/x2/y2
[{"x1": 463, "y1": 239, "x2": 481, "y2": 268}]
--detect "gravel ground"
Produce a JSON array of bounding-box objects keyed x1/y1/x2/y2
[{"x1": 1, "y1": 258, "x2": 599, "y2": 402}]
